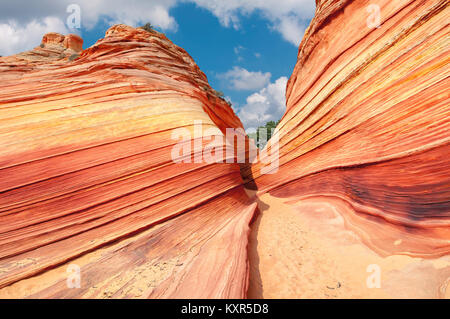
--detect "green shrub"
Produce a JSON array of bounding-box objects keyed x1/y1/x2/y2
[
  {"x1": 69, "y1": 53, "x2": 79, "y2": 61},
  {"x1": 254, "y1": 120, "x2": 280, "y2": 148},
  {"x1": 139, "y1": 23, "x2": 155, "y2": 33}
]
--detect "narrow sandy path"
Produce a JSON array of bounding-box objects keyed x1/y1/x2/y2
[{"x1": 246, "y1": 190, "x2": 450, "y2": 299}]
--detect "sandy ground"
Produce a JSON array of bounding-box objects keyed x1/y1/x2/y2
[{"x1": 246, "y1": 190, "x2": 450, "y2": 299}]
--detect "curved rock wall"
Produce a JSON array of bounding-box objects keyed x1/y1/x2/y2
[
  {"x1": 0, "y1": 25, "x2": 256, "y2": 298},
  {"x1": 246, "y1": 0, "x2": 449, "y2": 258},
  {"x1": 0, "y1": 0, "x2": 448, "y2": 298}
]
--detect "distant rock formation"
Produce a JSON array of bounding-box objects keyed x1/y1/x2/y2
[
  {"x1": 0, "y1": 25, "x2": 256, "y2": 298},
  {"x1": 41, "y1": 32, "x2": 83, "y2": 52},
  {"x1": 0, "y1": 32, "x2": 83, "y2": 80}
]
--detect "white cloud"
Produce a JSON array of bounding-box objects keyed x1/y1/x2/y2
[
  {"x1": 188, "y1": 0, "x2": 315, "y2": 45},
  {"x1": 76, "y1": 0, "x2": 178, "y2": 31},
  {"x1": 218, "y1": 67, "x2": 271, "y2": 91},
  {"x1": 0, "y1": 17, "x2": 69, "y2": 56},
  {"x1": 0, "y1": 0, "x2": 179, "y2": 56},
  {"x1": 0, "y1": 0, "x2": 178, "y2": 31},
  {"x1": 0, "y1": 0, "x2": 315, "y2": 55},
  {"x1": 238, "y1": 76, "x2": 288, "y2": 129},
  {"x1": 273, "y1": 14, "x2": 306, "y2": 46}
]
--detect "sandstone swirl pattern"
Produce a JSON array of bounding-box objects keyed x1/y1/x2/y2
[
  {"x1": 242, "y1": 0, "x2": 450, "y2": 299},
  {"x1": 0, "y1": 25, "x2": 256, "y2": 298},
  {"x1": 246, "y1": 0, "x2": 449, "y2": 259},
  {"x1": 0, "y1": 0, "x2": 449, "y2": 299}
]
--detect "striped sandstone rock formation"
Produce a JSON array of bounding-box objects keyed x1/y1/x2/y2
[
  {"x1": 0, "y1": 0, "x2": 448, "y2": 299},
  {"x1": 245, "y1": 0, "x2": 449, "y2": 298},
  {"x1": 0, "y1": 25, "x2": 256, "y2": 298},
  {"x1": 246, "y1": 0, "x2": 449, "y2": 258}
]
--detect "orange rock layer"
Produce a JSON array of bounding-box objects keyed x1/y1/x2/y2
[
  {"x1": 0, "y1": 0, "x2": 449, "y2": 299},
  {"x1": 246, "y1": 0, "x2": 449, "y2": 258},
  {"x1": 0, "y1": 25, "x2": 256, "y2": 298}
]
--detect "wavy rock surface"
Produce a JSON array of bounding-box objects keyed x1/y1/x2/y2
[
  {"x1": 0, "y1": 25, "x2": 256, "y2": 298},
  {"x1": 246, "y1": 0, "x2": 449, "y2": 297},
  {"x1": 0, "y1": 0, "x2": 448, "y2": 300}
]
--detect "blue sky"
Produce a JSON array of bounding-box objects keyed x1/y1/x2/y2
[{"x1": 0, "y1": 0, "x2": 315, "y2": 129}]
